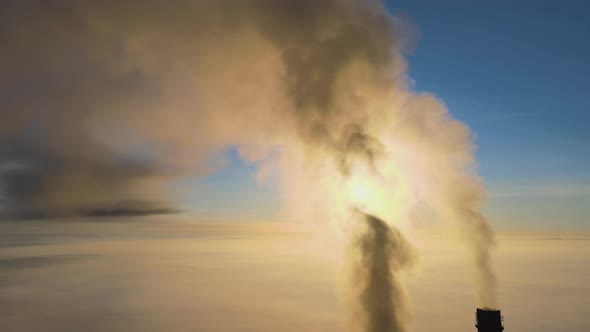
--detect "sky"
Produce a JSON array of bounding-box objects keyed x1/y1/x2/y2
[
  {"x1": 391, "y1": 0, "x2": 590, "y2": 231},
  {"x1": 179, "y1": 0, "x2": 590, "y2": 231},
  {"x1": 0, "y1": 2, "x2": 588, "y2": 330},
  {"x1": 0, "y1": 0, "x2": 587, "y2": 232}
]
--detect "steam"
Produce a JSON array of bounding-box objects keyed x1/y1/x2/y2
[
  {"x1": 0, "y1": 0, "x2": 497, "y2": 320},
  {"x1": 351, "y1": 212, "x2": 416, "y2": 332}
]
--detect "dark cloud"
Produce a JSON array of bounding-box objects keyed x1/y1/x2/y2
[
  {"x1": 0, "y1": 135, "x2": 170, "y2": 219},
  {"x1": 0, "y1": 255, "x2": 101, "y2": 271},
  {"x1": 76, "y1": 200, "x2": 180, "y2": 218}
]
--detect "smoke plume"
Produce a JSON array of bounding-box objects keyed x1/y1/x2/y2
[
  {"x1": 0, "y1": 0, "x2": 497, "y2": 314},
  {"x1": 350, "y1": 212, "x2": 416, "y2": 332}
]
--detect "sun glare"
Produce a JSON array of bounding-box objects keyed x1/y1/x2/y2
[{"x1": 347, "y1": 176, "x2": 379, "y2": 212}]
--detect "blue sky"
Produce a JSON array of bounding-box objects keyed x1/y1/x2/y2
[
  {"x1": 389, "y1": 0, "x2": 590, "y2": 230},
  {"x1": 181, "y1": 0, "x2": 590, "y2": 231}
]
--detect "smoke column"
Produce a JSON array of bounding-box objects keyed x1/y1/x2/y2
[
  {"x1": 351, "y1": 212, "x2": 416, "y2": 332},
  {"x1": 0, "y1": 0, "x2": 498, "y2": 318}
]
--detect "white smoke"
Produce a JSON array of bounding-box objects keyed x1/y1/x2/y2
[{"x1": 0, "y1": 0, "x2": 498, "y2": 327}]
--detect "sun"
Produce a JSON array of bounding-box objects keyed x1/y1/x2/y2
[
  {"x1": 346, "y1": 176, "x2": 380, "y2": 212},
  {"x1": 350, "y1": 179, "x2": 371, "y2": 204}
]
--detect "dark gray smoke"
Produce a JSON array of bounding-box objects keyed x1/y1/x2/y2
[
  {"x1": 351, "y1": 212, "x2": 416, "y2": 332},
  {"x1": 251, "y1": 0, "x2": 398, "y2": 174}
]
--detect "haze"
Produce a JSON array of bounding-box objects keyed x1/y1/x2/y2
[{"x1": 0, "y1": 221, "x2": 588, "y2": 332}]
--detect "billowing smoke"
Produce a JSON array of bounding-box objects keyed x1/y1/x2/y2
[
  {"x1": 0, "y1": 0, "x2": 400, "y2": 218},
  {"x1": 0, "y1": 0, "x2": 497, "y2": 318},
  {"x1": 350, "y1": 212, "x2": 416, "y2": 332}
]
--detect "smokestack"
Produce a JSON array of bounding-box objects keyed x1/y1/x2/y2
[{"x1": 475, "y1": 308, "x2": 504, "y2": 332}]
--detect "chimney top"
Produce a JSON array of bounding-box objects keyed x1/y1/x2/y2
[{"x1": 475, "y1": 308, "x2": 504, "y2": 332}]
